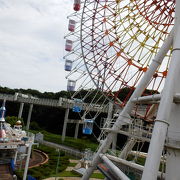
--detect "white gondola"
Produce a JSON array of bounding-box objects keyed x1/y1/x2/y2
[
  {"x1": 68, "y1": 20, "x2": 76, "y2": 32},
  {"x1": 65, "y1": 60, "x2": 73, "y2": 71},
  {"x1": 67, "y1": 80, "x2": 76, "y2": 91},
  {"x1": 65, "y1": 40, "x2": 73, "y2": 52}
]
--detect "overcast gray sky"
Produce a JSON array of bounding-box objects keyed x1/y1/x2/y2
[{"x1": 0, "y1": 0, "x2": 73, "y2": 92}]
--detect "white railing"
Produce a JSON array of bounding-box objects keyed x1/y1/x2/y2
[
  {"x1": 99, "y1": 118, "x2": 153, "y2": 143},
  {"x1": 0, "y1": 93, "x2": 108, "y2": 113}
]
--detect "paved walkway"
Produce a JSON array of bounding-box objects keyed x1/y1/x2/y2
[
  {"x1": 16, "y1": 149, "x2": 48, "y2": 169},
  {"x1": 42, "y1": 141, "x2": 83, "y2": 158}
]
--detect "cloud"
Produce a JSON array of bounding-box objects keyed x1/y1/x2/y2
[{"x1": 0, "y1": 0, "x2": 74, "y2": 92}]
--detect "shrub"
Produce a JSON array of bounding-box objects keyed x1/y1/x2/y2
[
  {"x1": 30, "y1": 121, "x2": 41, "y2": 131},
  {"x1": 5, "y1": 116, "x2": 23, "y2": 126}
]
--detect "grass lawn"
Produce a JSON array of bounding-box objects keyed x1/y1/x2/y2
[
  {"x1": 91, "y1": 173, "x2": 105, "y2": 179},
  {"x1": 30, "y1": 130, "x2": 98, "y2": 152},
  {"x1": 58, "y1": 171, "x2": 81, "y2": 177},
  {"x1": 68, "y1": 162, "x2": 77, "y2": 167},
  {"x1": 58, "y1": 170, "x2": 104, "y2": 179},
  {"x1": 15, "y1": 145, "x2": 70, "y2": 180}
]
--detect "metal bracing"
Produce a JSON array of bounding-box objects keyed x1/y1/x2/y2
[
  {"x1": 106, "y1": 154, "x2": 165, "y2": 179},
  {"x1": 81, "y1": 27, "x2": 174, "y2": 180},
  {"x1": 98, "y1": 110, "x2": 123, "y2": 144},
  {"x1": 119, "y1": 138, "x2": 137, "y2": 159},
  {"x1": 101, "y1": 122, "x2": 152, "y2": 144},
  {"x1": 132, "y1": 93, "x2": 180, "y2": 104},
  {"x1": 99, "y1": 154, "x2": 130, "y2": 180},
  {"x1": 142, "y1": 1, "x2": 180, "y2": 179}
]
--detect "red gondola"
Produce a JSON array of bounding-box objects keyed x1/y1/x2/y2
[{"x1": 73, "y1": 0, "x2": 81, "y2": 11}]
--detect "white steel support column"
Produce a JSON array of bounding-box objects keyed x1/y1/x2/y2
[
  {"x1": 3, "y1": 99, "x2": 6, "y2": 105},
  {"x1": 62, "y1": 108, "x2": 69, "y2": 142},
  {"x1": 14, "y1": 150, "x2": 18, "y2": 165},
  {"x1": 18, "y1": 102, "x2": 24, "y2": 119},
  {"x1": 107, "y1": 102, "x2": 117, "y2": 151},
  {"x1": 74, "y1": 122, "x2": 79, "y2": 139},
  {"x1": 23, "y1": 143, "x2": 33, "y2": 180},
  {"x1": 142, "y1": 1, "x2": 180, "y2": 179},
  {"x1": 99, "y1": 154, "x2": 130, "y2": 180},
  {"x1": 107, "y1": 102, "x2": 113, "y2": 120},
  {"x1": 26, "y1": 104, "x2": 33, "y2": 131},
  {"x1": 166, "y1": 2, "x2": 180, "y2": 179},
  {"x1": 112, "y1": 134, "x2": 117, "y2": 151},
  {"x1": 81, "y1": 28, "x2": 174, "y2": 180},
  {"x1": 119, "y1": 138, "x2": 136, "y2": 159},
  {"x1": 166, "y1": 149, "x2": 180, "y2": 180}
]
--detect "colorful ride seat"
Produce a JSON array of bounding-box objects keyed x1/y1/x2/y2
[
  {"x1": 65, "y1": 40, "x2": 73, "y2": 52},
  {"x1": 72, "y1": 106, "x2": 82, "y2": 113},
  {"x1": 65, "y1": 60, "x2": 73, "y2": 71},
  {"x1": 73, "y1": 0, "x2": 81, "y2": 11},
  {"x1": 67, "y1": 80, "x2": 76, "y2": 91},
  {"x1": 83, "y1": 119, "x2": 94, "y2": 135},
  {"x1": 68, "y1": 20, "x2": 76, "y2": 32}
]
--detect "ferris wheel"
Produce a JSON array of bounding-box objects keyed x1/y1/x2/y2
[
  {"x1": 64, "y1": 0, "x2": 180, "y2": 179},
  {"x1": 80, "y1": 0, "x2": 173, "y2": 106}
]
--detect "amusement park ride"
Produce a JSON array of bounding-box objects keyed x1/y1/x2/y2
[
  {"x1": 64, "y1": 0, "x2": 180, "y2": 179},
  {"x1": 0, "y1": 101, "x2": 34, "y2": 180}
]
